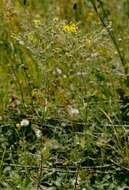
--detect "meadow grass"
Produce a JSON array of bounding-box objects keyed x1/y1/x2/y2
[{"x1": 1, "y1": 0, "x2": 129, "y2": 189}]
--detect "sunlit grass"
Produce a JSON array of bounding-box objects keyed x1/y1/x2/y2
[{"x1": 0, "y1": 0, "x2": 129, "y2": 189}]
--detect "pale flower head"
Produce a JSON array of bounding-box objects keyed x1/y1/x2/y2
[
  {"x1": 20, "y1": 119, "x2": 29, "y2": 127},
  {"x1": 33, "y1": 15, "x2": 41, "y2": 28},
  {"x1": 56, "y1": 68, "x2": 62, "y2": 75},
  {"x1": 16, "y1": 123, "x2": 21, "y2": 129},
  {"x1": 68, "y1": 106, "x2": 79, "y2": 117},
  {"x1": 53, "y1": 67, "x2": 62, "y2": 75},
  {"x1": 35, "y1": 129, "x2": 42, "y2": 138},
  {"x1": 53, "y1": 17, "x2": 59, "y2": 22}
]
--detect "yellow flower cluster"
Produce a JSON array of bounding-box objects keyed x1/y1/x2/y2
[{"x1": 63, "y1": 23, "x2": 77, "y2": 33}]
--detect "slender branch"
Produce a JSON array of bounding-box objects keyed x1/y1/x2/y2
[
  {"x1": 3, "y1": 162, "x2": 114, "y2": 171},
  {"x1": 37, "y1": 138, "x2": 44, "y2": 190},
  {"x1": 89, "y1": 0, "x2": 127, "y2": 76},
  {"x1": 74, "y1": 163, "x2": 80, "y2": 190}
]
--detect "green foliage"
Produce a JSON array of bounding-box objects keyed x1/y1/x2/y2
[{"x1": 1, "y1": 0, "x2": 129, "y2": 189}]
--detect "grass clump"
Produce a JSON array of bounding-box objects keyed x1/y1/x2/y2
[{"x1": 1, "y1": 0, "x2": 129, "y2": 189}]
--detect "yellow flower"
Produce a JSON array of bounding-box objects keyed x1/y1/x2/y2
[
  {"x1": 31, "y1": 88, "x2": 37, "y2": 97},
  {"x1": 33, "y1": 15, "x2": 41, "y2": 28},
  {"x1": 63, "y1": 23, "x2": 77, "y2": 33},
  {"x1": 16, "y1": 123, "x2": 21, "y2": 129}
]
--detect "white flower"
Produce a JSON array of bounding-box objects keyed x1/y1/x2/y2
[
  {"x1": 18, "y1": 39, "x2": 25, "y2": 46},
  {"x1": 15, "y1": 99, "x2": 21, "y2": 106},
  {"x1": 35, "y1": 129, "x2": 42, "y2": 138},
  {"x1": 68, "y1": 106, "x2": 79, "y2": 116},
  {"x1": 56, "y1": 68, "x2": 62, "y2": 75},
  {"x1": 91, "y1": 52, "x2": 98, "y2": 58},
  {"x1": 53, "y1": 68, "x2": 62, "y2": 75},
  {"x1": 20, "y1": 119, "x2": 29, "y2": 127}
]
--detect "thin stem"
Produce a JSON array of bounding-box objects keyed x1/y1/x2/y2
[
  {"x1": 74, "y1": 163, "x2": 80, "y2": 190},
  {"x1": 37, "y1": 138, "x2": 43, "y2": 190},
  {"x1": 89, "y1": 0, "x2": 127, "y2": 76},
  {"x1": 11, "y1": 64, "x2": 25, "y2": 106}
]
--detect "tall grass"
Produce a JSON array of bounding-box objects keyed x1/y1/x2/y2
[{"x1": 1, "y1": 0, "x2": 129, "y2": 189}]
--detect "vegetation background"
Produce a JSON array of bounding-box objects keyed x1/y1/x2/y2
[{"x1": 1, "y1": 0, "x2": 129, "y2": 189}]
